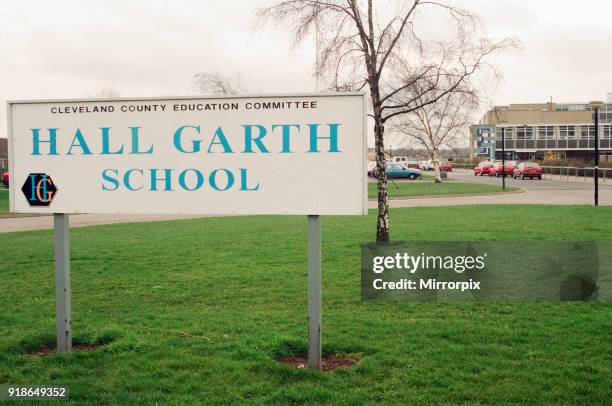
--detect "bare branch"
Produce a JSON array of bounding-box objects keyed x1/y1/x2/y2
[
  {"x1": 192, "y1": 72, "x2": 244, "y2": 95},
  {"x1": 257, "y1": 0, "x2": 519, "y2": 241},
  {"x1": 376, "y1": 0, "x2": 420, "y2": 77}
]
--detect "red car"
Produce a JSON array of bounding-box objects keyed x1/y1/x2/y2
[
  {"x1": 513, "y1": 162, "x2": 542, "y2": 180},
  {"x1": 1, "y1": 171, "x2": 8, "y2": 187},
  {"x1": 439, "y1": 162, "x2": 453, "y2": 172},
  {"x1": 473, "y1": 161, "x2": 493, "y2": 176},
  {"x1": 489, "y1": 161, "x2": 515, "y2": 177}
]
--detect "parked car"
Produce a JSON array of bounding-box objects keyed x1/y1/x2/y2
[
  {"x1": 489, "y1": 161, "x2": 515, "y2": 177},
  {"x1": 418, "y1": 160, "x2": 433, "y2": 170},
  {"x1": 1, "y1": 171, "x2": 8, "y2": 187},
  {"x1": 474, "y1": 161, "x2": 494, "y2": 176},
  {"x1": 513, "y1": 162, "x2": 542, "y2": 180},
  {"x1": 386, "y1": 163, "x2": 422, "y2": 180},
  {"x1": 367, "y1": 161, "x2": 378, "y2": 177},
  {"x1": 439, "y1": 162, "x2": 453, "y2": 172}
]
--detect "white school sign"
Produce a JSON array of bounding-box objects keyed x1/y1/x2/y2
[{"x1": 8, "y1": 93, "x2": 367, "y2": 215}]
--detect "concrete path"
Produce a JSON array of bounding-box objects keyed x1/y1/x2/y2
[
  {"x1": 385, "y1": 187, "x2": 611, "y2": 208},
  {"x1": 1, "y1": 169, "x2": 609, "y2": 233},
  {"x1": 0, "y1": 213, "x2": 209, "y2": 233}
]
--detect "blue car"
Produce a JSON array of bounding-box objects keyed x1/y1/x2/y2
[{"x1": 386, "y1": 163, "x2": 422, "y2": 180}]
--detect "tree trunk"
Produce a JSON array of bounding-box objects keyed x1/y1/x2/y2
[
  {"x1": 362, "y1": 41, "x2": 389, "y2": 243},
  {"x1": 433, "y1": 149, "x2": 442, "y2": 183},
  {"x1": 370, "y1": 80, "x2": 389, "y2": 243},
  {"x1": 374, "y1": 117, "x2": 389, "y2": 243}
]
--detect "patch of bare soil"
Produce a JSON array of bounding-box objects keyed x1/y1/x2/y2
[
  {"x1": 27, "y1": 342, "x2": 106, "y2": 356},
  {"x1": 278, "y1": 354, "x2": 360, "y2": 371}
]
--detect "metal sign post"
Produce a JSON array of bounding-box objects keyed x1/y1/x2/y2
[
  {"x1": 54, "y1": 213, "x2": 72, "y2": 352},
  {"x1": 307, "y1": 215, "x2": 321, "y2": 369}
]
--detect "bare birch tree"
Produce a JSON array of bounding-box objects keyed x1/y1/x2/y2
[
  {"x1": 258, "y1": 0, "x2": 515, "y2": 243},
  {"x1": 394, "y1": 89, "x2": 478, "y2": 182},
  {"x1": 192, "y1": 72, "x2": 245, "y2": 95}
]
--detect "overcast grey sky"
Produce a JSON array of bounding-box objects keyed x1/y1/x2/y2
[{"x1": 1, "y1": 0, "x2": 611, "y2": 144}]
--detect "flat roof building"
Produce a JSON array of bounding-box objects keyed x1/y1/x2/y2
[{"x1": 470, "y1": 94, "x2": 612, "y2": 163}]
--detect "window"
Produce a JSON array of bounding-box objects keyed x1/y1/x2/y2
[
  {"x1": 603, "y1": 125, "x2": 612, "y2": 139},
  {"x1": 559, "y1": 125, "x2": 576, "y2": 140},
  {"x1": 602, "y1": 106, "x2": 612, "y2": 123},
  {"x1": 503, "y1": 127, "x2": 514, "y2": 140},
  {"x1": 516, "y1": 126, "x2": 534, "y2": 140},
  {"x1": 598, "y1": 110, "x2": 606, "y2": 123},
  {"x1": 480, "y1": 129, "x2": 492, "y2": 139},
  {"x1": 537, "y1": 126, "x2": 554, "y2": 140},
  {"x1": 516, "y1": 127, "x2": 526, "y2": 140},
  {"x1": 579, "y1": 125, "x2": 595, "y2": 139}
]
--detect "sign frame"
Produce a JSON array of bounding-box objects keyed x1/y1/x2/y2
[{"x1": 7, "y1": 92, "x2": 368, "y2": 216}]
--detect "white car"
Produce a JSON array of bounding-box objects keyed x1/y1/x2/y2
[
  {"x1": 418, "y1": 160, "x2": 434, "y2": 170},
  {"x1": 367, "y1": 161, "x2": 378, "y2": 177}
]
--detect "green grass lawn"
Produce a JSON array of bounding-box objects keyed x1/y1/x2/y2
[
  {"x1": 0, "y1": 187, "x2": 9, "y2": 214},
  {"x1": 0, "y1": 206, "x2": 611, "y2": 404},
  {"x1": 368, "y1": 180, "x2": 518, "y2": 199}
]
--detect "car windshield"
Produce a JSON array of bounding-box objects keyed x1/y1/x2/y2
[{"x1": 524, "y1": 162, "x2": 540, "y2": 168}]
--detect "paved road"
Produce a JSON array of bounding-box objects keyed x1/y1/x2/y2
[
  {"x1": 1, "y1": 170, "x2": 610, "y2": 233},
  {"x1": 377, "y1": 169, "x2": 611, "y2": 208},
  {"x1": 450, "y1": 168, "x2": 612, "y2": 191}
]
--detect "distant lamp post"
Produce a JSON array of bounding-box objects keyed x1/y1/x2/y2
[
  {"x1": 590, "y1": 100, "x2": 604, "y2": 206},
  {"x1": 501, "y1": 127, "x2": 505, "y2": 190},
  {"x1": 495, "y1": 108, "x2": 509, "y2": 190}
]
